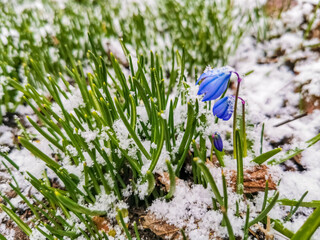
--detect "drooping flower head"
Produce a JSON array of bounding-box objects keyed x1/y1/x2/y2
[
  {"x1": 196, "y1": 67, "x2": 243, "y2": 121},
  {"x1": 196, "y1": 66, "x2": 233, "y2": 102},
  {"x1": 212, "y1": 95, "x2": 235, "y2": 121},
  {"x1": 212, "y1": 132, "x2": 223, "y2": 151}
]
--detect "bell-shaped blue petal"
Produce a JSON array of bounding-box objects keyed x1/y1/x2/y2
[
  {"x1": 201, "y1": 72, "x2": 231, "y2": 101},
  {"x1": 212, "y1": 95, "x2": 234, "y2": 121},
  {"x1": 196, "y1": 72, "x2": 208, "y2": 85},
  {"x1": 197, "y1": 72, "x2": 225, "y2": 95},
  {"x1": 196, "y1": 67, "x2": 232, "y2": 102},
  {"x1": 213, "y1": 133, "x2": 223, "y2": 152},
  {"x1": 196, "y1": 67, "x2": 232, "y2": 85}
]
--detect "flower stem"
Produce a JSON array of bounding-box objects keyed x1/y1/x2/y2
[
  {"x1": 235, "y1": 130, "x2": 244, "y2": 195},
  {"x1": 241, "y1": 101, "x2": 247, "y2": 157},
  {"x1": 233, "y1": 80, "x2": 241, "y2": 159}
]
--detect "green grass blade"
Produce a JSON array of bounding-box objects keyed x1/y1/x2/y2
[
  {"x1": 252, "y1": 148, "x2": 282, "y2": 165},
  {"x1": 248, "y1": 192, "x2": 279, "y2": 227},
  {"x1": 114, "y1": 97, "x2": 151, "y2": 160},
  {"x1": 243, "y1": 205, "x2": 250, "y2": 240},
  {"x1": 55, "y1": 191, "x2": 106, "y2": 216},
  {"x1": 165, "y1": 160, "x2": 176, "y2": 200},
  {"x1": 235, "y1": 130, "x2": 244, "y2": 195},
  {"x1": 146, "y1": 171, "x2": 155, "y2": 196},
  {"x1": 194, "y1": 159, "x2": 223, "y2": 206},
  {"x1": 285, "y1": 191, "x2": 308, "y2": 222},
  {"x1": 291, "y1": 206, "x2": 320, "y2": 240},
  {"x1": 278, "y1": 199, "x2": 320, "y2": 208},
  {"x1": 0, "y1": 204, "x2": 32, "y2": 236},
  {"x1": 18, "y1": 136, "x2": 61, "y2": 169}
]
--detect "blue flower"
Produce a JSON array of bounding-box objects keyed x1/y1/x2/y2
[
  {"x1": 213, "y1": 133, "x2": 223, "y2": 152},
  {"x1": 212, "y1": 95, "x2": 235, "y2": 121},
  {"x1": 196, "y1": 67, "x2": 232, "y2": 102}
]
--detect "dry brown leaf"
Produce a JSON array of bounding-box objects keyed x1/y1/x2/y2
[
  {"x1": 206, "y1": 161, "x2": 277, "y2": 193},
  {"x1": 52, "y1": 36, "x2": 60, "y2": 46},
  {"x1": 302, "y1": 95, "x2": 320, "y2": 114},
  {"x1": 92, "y1": 216, "x2": 110, "y2": 233},
  {"x1": 5, "y1": 190, "x2": 17, "y2": 199},
  {"x1": 229, "y1": 165, "x2": 277, "y2": 193},
  {"x1": 157, "y1": 172, "x2": 180, "y2": 192},
  {"x1": 142, "y1": 213, "x2": 181, "y2": 240},
  {"x1": 207, "y1": 154, "x2": 221, "y2": 167},
  {"x1": 294, "y1": 80, "x2": 320, "y2": 114},
  {"x1": 309, "y1": 22, "x2": 320, "y2": 39},
  {"x1": 13, "y1": 226, "x2": 29, "y2": 240},
  {"x1": 265, "y1": 0, "x2": 297, "y2": 17},
  {"x1": 205, "y1": 159, "x2": 216, "y2": 169},
  {"x1": 293, "y1": 154, "x2": 302, "y2": 165}
]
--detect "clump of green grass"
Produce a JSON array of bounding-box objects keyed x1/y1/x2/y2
[
  {"x1": 2, "y1": 43, "x2": 197, "y2": 238},
  {"x1": 0, "y1": 0, "x2": 265, "y2": 123}
]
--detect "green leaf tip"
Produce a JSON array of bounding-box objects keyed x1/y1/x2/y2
[{"x1": 252, "y1": 148, "x2": 282, "y2": 165}]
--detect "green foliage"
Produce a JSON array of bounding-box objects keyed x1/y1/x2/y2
[{"x1": 0, "y1": 0, "x2": 263, "y2": 123}]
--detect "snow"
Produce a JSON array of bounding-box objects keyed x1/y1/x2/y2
[{"x1": 0, "y1": 127, "x2": 14, "y2": 146}]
